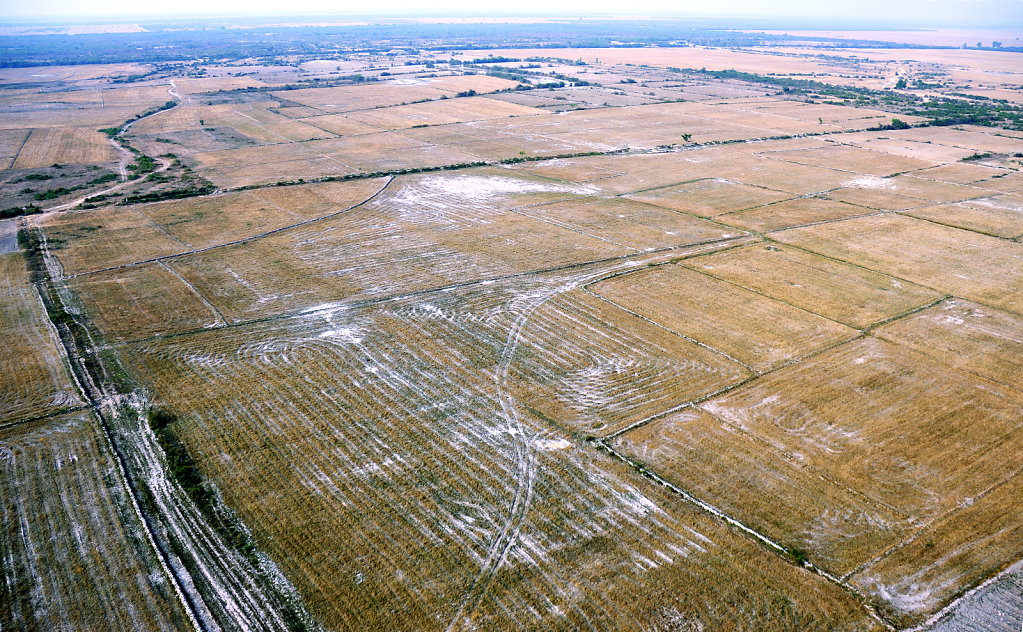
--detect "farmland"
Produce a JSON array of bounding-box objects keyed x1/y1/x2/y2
[{"x1": 2, "y1": 15, "x2": 1022, "y2": 632}]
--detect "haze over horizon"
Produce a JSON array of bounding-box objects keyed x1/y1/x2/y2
[{"x1": 1, "y1": 0, "x2": 1021, "y2": 28}]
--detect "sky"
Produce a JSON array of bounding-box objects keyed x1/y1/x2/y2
[{"x1": 1, "y1": 0, "x2": 1021, "y2": 26}]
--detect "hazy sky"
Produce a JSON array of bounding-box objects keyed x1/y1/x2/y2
[{"x1": 2, "y1": 0, "x2": 1021, "y2": 26}]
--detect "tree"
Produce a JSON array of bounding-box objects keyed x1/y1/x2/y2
[
  {"x1": 993, "y1": 41, "x2": 1003, "y2": 48},
  {"x1": 894, "y1": 77, "x2": 907, "y2": 90}
]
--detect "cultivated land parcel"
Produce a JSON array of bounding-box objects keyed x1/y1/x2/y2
[{"x1": 1, "y1": 21, "x2": 1022, "y2": 632}]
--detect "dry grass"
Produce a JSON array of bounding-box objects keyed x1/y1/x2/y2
[
  {"x1": 12, "y1": 127, "x2": 115, "y2": 169},
  {"x1": 127, "y1": 103, "x2": 202, "y2": 135},
  {"x1": 68, "y1": 263, "x2": 221, "y2": 342},
  {"x1": 302, "y1": 132, "x2": 484, "y2": 172},
  {"x1": 0, "y1": 63, "x2": 149, "y2": 85},
  {"x1": 297, "y1": 114, "x2": 384, "y2": 136},
  {"x1": 890, "y1": 126, "x2": 1023, "y2": 155},
  {"x1": 517, "y1": 195, "x2": 743, "y2": 250},
  {"x1": 344, "y1": 96, "x2": 544, "y2": 130},
  {"x1": 874, "y1": 298, "x2": 1022, "y2": 389},
  {"x1": 702, "y1": 337, "x2": 1023, "y2": 520},
  {"x1": 762, "y1": 143, "x2": 937, "y2": 177},
  {"x1": 0, "y1": 253, "x2": 82, "y2": 425},
  {"x1": 508, "y1": 289, "x2": 750, "y2": 436},
  {"x1": 118, "y1": 277, "x2": 879, "y2": 632},
  {"x1": 137, "y1": 192, "x2": 303, "y2": 250},
  {"x1": 902, "y1": 201, "x2": 1023, "y2": 239},
  {"x1": 162, "y1": 171, "x2": 630, "y2": 321},
  {"x1": 590, "y1": 263, "x2": 857, "y2": 371},
  {"x1": 0, "y1": 412, "x2": 190, "y2": 631},
  {"x1": 38, "y1": 206, "x2": 188, "y2": 275},
  {"x1": 626, "y1": 178, "x2": 792, "y2": 217},
  {"x1": 881, "y1": 175, "x2": 993, "y2": 203},
  {"x1": 172, "y1": 76, "x2": 266, "y2": 94},
  {"x1": 196, "y1": 103, "x2": 333, "y2": 143},
  {"x1": 248, "y1": 177, "x2": 391, "y2": 220},
  {"x1": 0, "y1": 129, "x2": 29, "y2": 165},
  {"x1": 720, "y1": 197, "x2": 874, "y2": 232},
  {"x1": 272, "y1": 75, "x2": 518, "y2": 113},
  {"x1": 190, "y1": 131, "x2": 481, "y2": 187},
  {"x1": 912, "y1": 162, "x2": 1012, "y2": 185},
  {"x1": 826, "y1": 186, "x2": 930, "y2": 211},
  {"x1": 683, "y1": 243, "x2": 943, "y2": 328},
  {"x1": 852, "y1": 472, "x2": 1023, "y2": 626},
  {"x1": 613, "y1": 408, "x2": 910, "y2": 576},
  {"x1": 0, "y1": 105, "x2": 146, "y2": 130},
  {"x1": 514, "y1": 157, "x2": 624, "y2": 183},
  {"x1": 843, "y1": 136, "x2": 980, "y2": 164},
  {"x1": 772, "y1": 214, "x2": 1023, "y2": 314}
]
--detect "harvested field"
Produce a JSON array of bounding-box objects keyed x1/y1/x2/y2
[
  {"x1": 272, "y1": 75, "x2": 518, "y2": 113},
  {"x1": 590, "y1": 264, "x2": 857, "y2": 371},
  {"x1": 874, "y1": 298, "x2": 1023, "y2": 389},
  {"x1": 701, "y1": 337, "x2": 1023, "y2": 520},
  {"x1": 161, "y1": 172, "x2": 632, "y2": 321},
  {"x1": 913, "y1": 162, "x2": 1012, "y2": 185},
  {"x1": 190, "y1": 132, "x2": 481, "y2": 187},
  {"x1": 613, "y1": 408, "x2": 910, "y2": 576},
  {"x1": 68, "y1": 263, "x2": 222, "y2": 342},
  {"x1": 0, "y1": 129, "x2": 29, "y2": 168},
  {"x1": 119, "y1": 269, "x2": 879, "y2": 632},
  {"x1": 721, "y1": 197, "x2": 876, "y2": 232},
  {"x1": 172, "y1": 76, "x2": 266, "y2": 94},
  {"x1": 763, "y1": 143, "x2": 936, "y2": 177},
  {"x1": 902, "y1": 201, "x2": 1023, "y2": 239},
  {"x1": 38, "y1": 206, "x2": 189, "y2": 276},
  {"x1": 403, "y1": 121, "x2": 593, "y2": 162},
  {"x1": 11, "y1": 127, "x2": 116, "y2": 169},
  {"x1": 880, "y1": 175, "x2": 992, "y2": 203},
  {"x1": 845, "y1": 136, "x2": 980, "y2": 164},
  {"x1": 625, "y1": 178, "x2": 792, "y2": 217},
  {"x1": 852, "y1": 473, "x2": 1023, "y2": 626},
  {"x1": 889, "y1": 126, "x2": 1023, "y2": 155},
  {"x1": 137, "y1": 192, "x2": 304, "y2": 250},
  {"x1": 298, "y1": 114, "x2": 385, "y2": 136},
  {"x1": 514, "y1": 158, "x2": 624, "y2": 183},
  {"x1": 343, "y1": 96, "x2": 544, "y2": 130},
  {"x1": 517, "y1": 196, "x2": 742, "y2": 250},
  {"x1": 195, "y1": 103, "x2": 333, "y2": 143},
  {"x1": 0, "y1": 105, "x2": 147, "y2": 131},
  {"x1": 274, "y1": 106, "x2": 325, "y2": 119},
  {"x1": 301, "y1": 133, "x2": 484, "y2": 172},
  {"x1": 683, "y1": 243, "x2": 943, "y2": 328},
  {"x1": 925, "y1": 558, "x2": 1023, "y2": 632},
  {"x1": 0, "y1": 412, "x2": 190, "y2": 631},
  {"x1": 247, "y1": 177, "x2": 391, "y2": 220},
  {"x1": 979, "y1": 170, "x2": 1023, "y2": 193},
  {"x1": 0, "y1": 252, "x2": 82, "y2": 425},
  {"x1": 10, "y1": 40, "x2": 1023, "y2": 632},
  {"x1": 826, "y1": 186, "x2": 930, "y2": 211},
  {"x1": 0, "y1": 63, "x2": 149, "y2": 85},
  {"x1": 508, "y1": 288, "x2": 750, "y2": 436},
  {"x1": 126, "y1": 104, "x2": 202, "y2": 135},
  {"x1": 772, "y1": 214, "x2": 1023, "y2": 314}
]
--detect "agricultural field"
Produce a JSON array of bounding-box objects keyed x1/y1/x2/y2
[
  {"x1": 0, "y1": 411, "x2": 191, "y2": 632},
  {"x1": 3, "y1": 18, "x2": 1022, "y2": 632},
  {"x1": 0, "y1": 250, "x2": 83, "y2": 425}
]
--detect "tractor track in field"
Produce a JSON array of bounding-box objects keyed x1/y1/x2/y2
[{"x1": 446, "y1": 243, "x2": 739, "y2": 630}]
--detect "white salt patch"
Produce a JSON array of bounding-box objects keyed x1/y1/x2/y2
[
  {"x1": 415, "y1": 174, "x2": 597, "y2": 200},
  {"x1": 535, "y1": 438, "x2": 572, "y2": 451},
  {"x1": 318, "y1": 327, "x2": 363, "y2": 343},
  {"x1": 845, "y1": 175, "x2": 891, "y2": 189}
]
